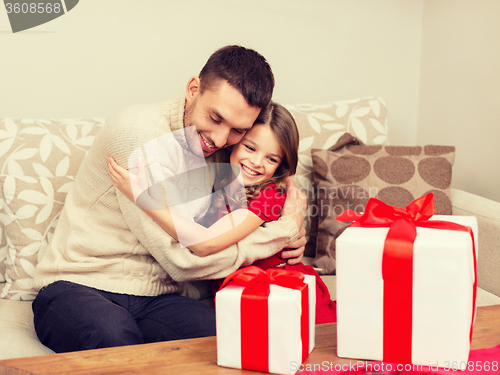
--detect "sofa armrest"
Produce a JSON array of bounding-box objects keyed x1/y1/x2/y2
[{"x1": 451, "y1": 188, "x2": 500, "y2": 298}]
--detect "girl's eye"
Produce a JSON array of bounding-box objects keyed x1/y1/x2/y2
[
  {"x1": 244, "y1": 145, "x2": 255, "y2": 151},
  {"x1": 268, "y1": 157, "x2": 278, "y2": 164}
]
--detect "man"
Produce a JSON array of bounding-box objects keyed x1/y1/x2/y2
[{"x1": 32, "y1": 45, "x2": 307, "y2": 353}]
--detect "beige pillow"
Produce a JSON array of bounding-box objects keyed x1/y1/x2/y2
[
  {"x1": 0, "y1": 117, "x2": 104, "y2": 298},
  {"x1": 1, "y1": 176, "x2": 74, "y2": 300},
  {"x1": 285, "y1": 98, "x2": 389, "y2": 257},
  {"x1": 311, "y1": 134, "x2": 455, "y2": 274}
]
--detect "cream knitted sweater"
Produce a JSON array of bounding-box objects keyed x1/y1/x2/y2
[{"x1": 34, "y1": 94, "x2": 299, "y2": 296}]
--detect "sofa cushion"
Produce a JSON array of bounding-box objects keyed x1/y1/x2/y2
[
  {"x1": 0, "y1": 117, "x2": 104, "y2": 299},
  {"x1": 311, "y1": 133, "x2": 455, "y2": 274},
  {"x1": 285, "y1": 97, "x2": 388, "y2": 257},
  {"x1": 1, "y1": 176, "x2": 74, "y2": 300},
  {"x1": 0, "y1": 298, "x2": 55, "y2": 359}
]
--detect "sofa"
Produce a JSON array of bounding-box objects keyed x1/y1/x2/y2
[{"x1": 1, "y1": 97, "x2": 500, "y2": 360}]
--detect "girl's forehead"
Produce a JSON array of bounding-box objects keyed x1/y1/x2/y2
[
  {"x1": 245, "y1": 123, "x2": 269, "y2": 137},
  {"x1": 243, "y1": 123, "x2": 270, "y2": 141}
]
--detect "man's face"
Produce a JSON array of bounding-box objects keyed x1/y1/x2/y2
[{"x1": 184, "y1": 78, "x2": 261, "y2": 158}]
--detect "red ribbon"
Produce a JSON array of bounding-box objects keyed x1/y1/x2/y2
[
  {"x1": 336, "y1": 193, "x2": 477, "y2": 364},
  {"x1": 219, "y1": 266, "x2": 310, "y2": 372}
]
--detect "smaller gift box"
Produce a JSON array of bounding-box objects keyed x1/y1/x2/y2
[
  {"x1": 335, "y1": 193, "x2": 478, "y2": 367},
  {"x1": 216, "y1": 266, "x2": 316, "y2": 374}
]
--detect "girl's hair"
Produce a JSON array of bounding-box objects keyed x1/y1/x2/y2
[{"x1": 211, "y1": 101, "x2": 299, "y2": 209}]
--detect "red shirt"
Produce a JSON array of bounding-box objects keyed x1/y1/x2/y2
[
  {"x1": 217, "y1": 184, "x2": 286, "y2": 222},
  {"x1": 247, "y1": 184, "x2": 286, "y2": 222}
]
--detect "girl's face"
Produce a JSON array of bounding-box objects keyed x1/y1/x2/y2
[{"x1": 229, "y1": 124, "x2": 284, "y2": 187}]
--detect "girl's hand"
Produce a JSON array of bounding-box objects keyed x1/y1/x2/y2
[
  {"x1": 108, "y1": 156, "x2": 134, "y2": 201},
  {"x1": 108, "y1": 156, "x2": 148, "y2": 203}
]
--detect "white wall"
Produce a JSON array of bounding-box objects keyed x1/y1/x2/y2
[
  {"x1": 0, "y1": 0, "x2": 423, "y2": 145},
  {"x1": 418, "y1": 0, "x2": 500, "y2": 202}
]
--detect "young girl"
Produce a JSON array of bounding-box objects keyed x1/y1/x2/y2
[{"x1": 108, "y1": 102, "x2": 299, "y2": 267}]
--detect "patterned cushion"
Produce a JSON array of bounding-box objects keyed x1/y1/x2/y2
[
  {"x1": 1, "y1": 176, "x2": 73, "y2": 300},
  {"x1": 311, "y1": 135, "x2": 455, "y2": 274},
  {"x1": 286, "y1": 98, "x2": 388, "y2": 257},
  {"x1": 0, "y1": 118, "x2": 104, "y2": 299}
]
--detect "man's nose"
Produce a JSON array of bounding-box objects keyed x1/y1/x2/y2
[{"x1": 211, "y1": 128, "x2": 231, "y2": 148}]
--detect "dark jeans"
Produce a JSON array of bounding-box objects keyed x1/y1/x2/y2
[{"x1": 32, "y1": 280, "x2": 216, "y2": 353}]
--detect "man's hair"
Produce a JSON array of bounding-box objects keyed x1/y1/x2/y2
[{"x1": 199, "y1": 45, "x2": 274, "y2": 109}]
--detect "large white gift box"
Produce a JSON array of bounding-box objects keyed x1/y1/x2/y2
[
  {"x1": 336, "y1": 212, "x2": 478, "y2": 367},
  {"x1": 216, "y1": 267, "x2": 316, "y2": 374}
]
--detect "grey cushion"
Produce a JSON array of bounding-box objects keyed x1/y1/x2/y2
[{"x1": 0, "y1": 298, "x2": 54, "y2": 359}]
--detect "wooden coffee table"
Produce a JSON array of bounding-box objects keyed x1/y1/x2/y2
[{"x1": 1, "y1": 305, "x2": 499, "y2": 375}]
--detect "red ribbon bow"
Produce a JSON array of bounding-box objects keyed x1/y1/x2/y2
[
  {"x1": 336, "y1": 193, "x2": 477, "y2": 364},
  {"x1": 219, "y1": 266, "x2": 310, "y2": 372}
]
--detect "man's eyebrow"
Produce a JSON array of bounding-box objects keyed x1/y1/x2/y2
[
  {"x1": 210, "y1": 109, "x2": 225, "y2": 122},
  {"x1": 211, "y1": 108, "x2": 252, "y2": 131}
]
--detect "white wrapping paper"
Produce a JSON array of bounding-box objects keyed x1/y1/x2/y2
[
  {"x1": 336, "y1": 215, "x2": 478, "y2": 366},
  {"x1": 216, "y1": 274, "x2": 315, "y2": 374}
]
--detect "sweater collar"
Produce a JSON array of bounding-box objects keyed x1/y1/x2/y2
[
  {"x1": 160, "y1": 93, "x2": 192, "y2": 151},
  {"x1": 162, "y1": 92, "x2": 186, "y2": 132}
]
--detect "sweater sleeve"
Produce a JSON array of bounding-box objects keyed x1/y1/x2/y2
[{"x1": 117, "y1": 189, "x2": 300, "y2": 282}]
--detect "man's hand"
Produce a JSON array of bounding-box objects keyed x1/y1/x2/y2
[
  {"x1": 281, "y1": 227, "x2": 306, "y2": 265},
  {"x1": 282, "y1": 177, "x2": 307, "y2": 229},
  {"x1": 280, "y1": 177, "x2": 307, "y2": 265}
]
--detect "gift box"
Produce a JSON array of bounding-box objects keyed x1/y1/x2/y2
[
  {"x1": 335, "y1": 193, "x2": 478, "y2": 367},
  {"x1": 216, "y1": 266, "x2": 316, "y2": 374}
]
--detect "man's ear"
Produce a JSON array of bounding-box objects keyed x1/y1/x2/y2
[{"x1": 185, "y1": 76, "x2": 201, "y2": 103}]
